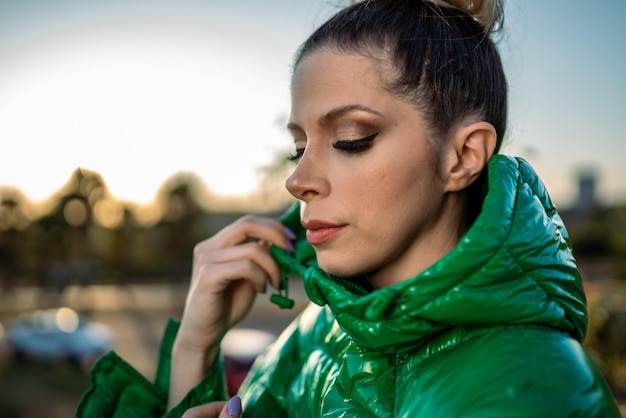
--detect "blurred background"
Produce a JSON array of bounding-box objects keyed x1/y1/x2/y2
[{"x1": 0, "y1": 0, "x2": 625, "y2": 416}]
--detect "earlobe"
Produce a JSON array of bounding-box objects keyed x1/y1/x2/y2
[{"x1": 444, "y1": 121, "x2": 497, "y2": 192}]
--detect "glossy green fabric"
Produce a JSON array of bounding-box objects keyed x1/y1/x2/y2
[{"x1": 76, "y1": 155, "x2": 620, "y2": 417}]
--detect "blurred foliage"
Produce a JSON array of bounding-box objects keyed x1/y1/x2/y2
[
  {"x1": 609, "y1": 206, "x2": 626, "y2": 279},
  {"x1": 584, "y1": 279, "x2": 626, "y2": 404},
  {"x1": 566, "y1": 204, "x2": 626, "y2": 280},
  {"x1": 567, "y1": 207, "x2": 611, "y2": 257},
  {"x1": 0, "y1": 167, "x2": 288, "y2": 292}
]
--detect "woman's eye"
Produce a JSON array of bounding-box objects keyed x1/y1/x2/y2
[
  {"x1": 287, "y1": 148, "x2": 305, "y2": 162},
  {"x1": 286, "y1": 133, "x2": 377, "y2": 161},
  {"x1": 333, "y1": 133, "x2": 378, "y2": 154}
]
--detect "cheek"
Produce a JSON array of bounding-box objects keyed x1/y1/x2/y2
[
  {"x1": 375, "y1": 159, "x2": 442, "y2": 216},
  {"x1": 346, "y1": 164, "x2": 395, "y2": 209}
]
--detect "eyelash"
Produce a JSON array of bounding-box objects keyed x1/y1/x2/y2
[
  {"x1": 286, "y1": 148, "x2": 304, "y2": 162},
  {"x1": 287, "y1": 133, "x2": 378, "y2": 162}
]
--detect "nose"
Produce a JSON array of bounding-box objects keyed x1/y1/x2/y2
[{"x1": 285, "y1": 149, "x2": 329, "y2": 202}]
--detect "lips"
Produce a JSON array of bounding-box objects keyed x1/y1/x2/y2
[{"x1": 302, "y1": 219, "x2": 345, "y2": 245}]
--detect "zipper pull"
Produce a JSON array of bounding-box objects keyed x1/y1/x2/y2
[
  {"x1": 269, "y1": 245, "x2": 299, "y2": 309},
  {"x1": 270, "y1": 273, "x2": 294, "y2": 309}
]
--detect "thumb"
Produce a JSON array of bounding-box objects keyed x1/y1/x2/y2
[
  {"x1": 220, "y1": 396, "x2": 242, "y2": 418},
  {"x1": 180, "y1": 397, "x2": 242, "y2": 418}
]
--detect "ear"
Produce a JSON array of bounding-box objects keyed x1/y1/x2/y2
[{"x1": 443, "y1": 121, "x2": 497, "y2": 193}]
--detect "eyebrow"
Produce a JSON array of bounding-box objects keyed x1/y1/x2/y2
[{"x1": 287, "y1": 104, "x2": 383, "y2": 132}]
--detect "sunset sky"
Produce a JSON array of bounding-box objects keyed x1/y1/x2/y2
[{"x1": 1, "y1": 0, "x2": 625, "y2": 208}]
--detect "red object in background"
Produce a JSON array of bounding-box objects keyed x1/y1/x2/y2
[
  {"x1": 225, "y1": 357, "x2": 255, "y2": 396},
  {"x1": 221, "y1": 329, "x2": 277, "y2": 396}
]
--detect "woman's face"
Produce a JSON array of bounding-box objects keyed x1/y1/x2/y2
[{"x1": 286, "y1": 50, "x2": 459, "y2": 288}]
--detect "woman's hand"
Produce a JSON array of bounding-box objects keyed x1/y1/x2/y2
[
  {"x1": 182, "y1": 396, "x2": 242, "y2": 418},
  {"x1": 169, "y1": 216, "x2": 295, "y2": 408}
]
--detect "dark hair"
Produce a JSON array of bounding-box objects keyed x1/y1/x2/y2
[{"x1": 294, "y1": 0, "x2": 508, "y2": 153}]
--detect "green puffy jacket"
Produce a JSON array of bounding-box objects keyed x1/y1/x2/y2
[{"x1": 77, "y1": 155, "x2": 620, "y2": 417}]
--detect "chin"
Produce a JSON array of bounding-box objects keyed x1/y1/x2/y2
[{"x1": 317, "y1": 256, "x2": 365, "y2": 278}]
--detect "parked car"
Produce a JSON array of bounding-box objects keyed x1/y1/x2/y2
[{"x1": 6, "y1": 307, "x2": 114, "y2": 366}]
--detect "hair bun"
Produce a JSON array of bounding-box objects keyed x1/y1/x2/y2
[
  {"x1": 350, "y1": 0, "x2": 504, "y2": 33},
  {"x1": 438, "y1": 0, "x2": 504, "y2": 33}
]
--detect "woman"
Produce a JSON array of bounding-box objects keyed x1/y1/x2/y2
[{"x1": 77, "y1": 0, "x2": 620, "y2": 416}]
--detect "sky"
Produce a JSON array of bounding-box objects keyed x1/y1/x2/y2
[{"x1": 0, "y1": 0, "x2": 625, "y2": 208}]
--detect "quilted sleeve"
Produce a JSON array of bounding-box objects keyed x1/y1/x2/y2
[
  {"x1": 75, "y1": 350, "x2": 168, "y2": 418},
  {"x1": 76, "y1": 319, "x2": 228, "y2": 418}
]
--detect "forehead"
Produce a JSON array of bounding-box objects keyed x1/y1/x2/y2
[
  {"x1": 290, "y1": 50, "x2": 394, "y2": 116},
  {"x1": 289, "y1": 49, "x2": 398, "y2": 126}
]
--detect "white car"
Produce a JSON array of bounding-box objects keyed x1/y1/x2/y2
[{"x1": 7, "y1": 307, "x2": 115, "y2": 365}]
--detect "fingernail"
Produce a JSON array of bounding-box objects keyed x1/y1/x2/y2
[
  {"x1": 283, "y1": 226, "x2": 297, "y2": 239},
  {"x1": 228, "y1": 395, "x2": 242, "y2": 416},
  {"x1": 286, "y1": 240, "x2": 295, "y2": 252}
]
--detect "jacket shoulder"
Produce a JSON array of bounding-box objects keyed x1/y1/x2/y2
[{"x1": 399, "y1": 326, "x2": 620, "y2": 417}]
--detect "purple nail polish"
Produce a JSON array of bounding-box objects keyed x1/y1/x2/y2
[
  {"x1": 283, "y1": 226, "x2": 297, "y2": 239},
  {"x1": 228, "y1": 396, "x2": 242, "y2": 417}
]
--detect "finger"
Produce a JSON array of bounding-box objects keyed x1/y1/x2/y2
[
  {"x1": 221, "y1": 396, "x2": 242, "y2": 418},
  {"x1": 207, "y1": 216, "x2": 295, "y2": 251},
  {"x1": 204, "y1": 242, "x2": 282, "y2": 289},
  {"x1": 181, "y1": 401, "x2": 226, "y2": 418},
  {"x1": 195, "y1": 258, "x2": 272, "y2": 294}
]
